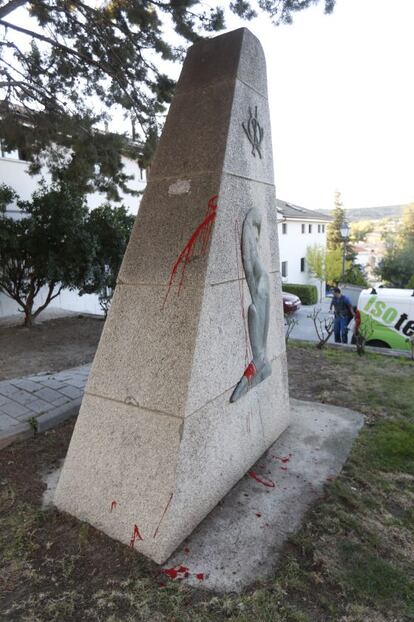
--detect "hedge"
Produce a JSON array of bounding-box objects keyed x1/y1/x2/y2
[{"x1": 282, "y1": 283, "x2": 318, "y2": 305}]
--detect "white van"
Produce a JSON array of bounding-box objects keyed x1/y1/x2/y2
[{"x1": 357, "y1": 287, "x2": 414, "y2": 350}]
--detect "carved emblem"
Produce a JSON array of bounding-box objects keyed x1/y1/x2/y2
[{"x1": 242, "y1": 106, "x2": 264, "y2": 159}]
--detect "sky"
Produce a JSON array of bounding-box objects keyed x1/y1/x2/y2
[
  {"x1": 218, "y1": 0, "x2": 414, "y2": 212},
  {"x1": 7, "y1": 0, "x2": 414, "y2": 212}
]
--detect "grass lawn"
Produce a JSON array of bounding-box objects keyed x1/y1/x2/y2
[{"x1": 1, "y1": 342, "x2": 413, "y2": 621}]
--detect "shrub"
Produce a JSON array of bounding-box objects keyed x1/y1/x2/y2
[
  {"x1": 282, "y1": 283, "x2": 318, "y2": 305},
  {"x1": 0, "y1": 181, "x2": 94, "y2": 326},
  {"x1": 79, "y1": 203, "x2": 135, "y2": 316}
]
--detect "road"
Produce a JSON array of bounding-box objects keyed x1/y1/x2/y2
[{"x1": 287, "y1": 298, "x2": 337, "y2": 344}]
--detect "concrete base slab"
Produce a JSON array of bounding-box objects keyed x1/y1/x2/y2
[
  {"x1": 42, "y1": 398, "x2": 363, "y2": 591},
  {"x1": 163, "y1": 398, "x2": 364, "y2": 592}
]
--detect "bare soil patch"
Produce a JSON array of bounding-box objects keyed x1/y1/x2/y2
[{"x1": 0, "y1": 316, "x2": 104, "y2": 380}]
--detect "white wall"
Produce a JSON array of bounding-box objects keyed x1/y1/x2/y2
[
  {"x1": 0, "y1": 153, "x2": 146, "y2": 318},
  {"x1": 278, "y1": 218, "x2": 329, "y2": 299},
  {"x1": 0, "y1": 154, "x2": 146, "y2": 218}
]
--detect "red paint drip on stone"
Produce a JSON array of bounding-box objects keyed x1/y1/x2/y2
[
  {"x1": 248, "y1": 471, "x2": 275, "y2": 488},
  {"x1": 196, "y1": 573, "x2": 205, "y2": 581},
  {"x1": 162, "y1": 565, "x2": 189, "y2": 580},
  {"x1": 162, "y1": 195, "x2": 218, "y2": 308},
  {"x1": 110, "y1": 500, "x2": 117, "y2": 511},
  {"x1": 243, "y1": 361, "x2": 256, "y2": 380},
  {"x1": 274, "y1": 454, "x2": 291, "y2": 463},
  {"x1": 129, "y1": 524, "x2": 144, "y2": 548}
]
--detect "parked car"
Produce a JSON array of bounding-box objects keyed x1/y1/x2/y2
[{"x1": 282, "y1": 291, "x2": 301, "y2": 314}]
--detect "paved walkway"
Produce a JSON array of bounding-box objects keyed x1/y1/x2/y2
[{"x1": 0, "y1": 364, "x2": 90, "y2": 448}]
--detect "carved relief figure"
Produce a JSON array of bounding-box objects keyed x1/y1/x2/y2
[{"x1": 231, "y1": 207, "x2": 272, "y2": 403}]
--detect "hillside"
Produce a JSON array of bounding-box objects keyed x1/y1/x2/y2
[{"x1": 321, "y1": 205, "x2": 405, "y2": 222}]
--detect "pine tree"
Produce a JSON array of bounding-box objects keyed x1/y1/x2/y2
[
  {"x1": 327, "y1": 191, "x2": 352, "y2": 253},
  {"x1": 326, "y1": 191, "x2": 367, "y2": 285},
  {"x1": 0, "y1": 0, "x2": 335, "y2": 197}
]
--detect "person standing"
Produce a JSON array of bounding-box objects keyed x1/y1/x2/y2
[{"x1": 330, "y1": 287, "x2": 355, "y2": 344}]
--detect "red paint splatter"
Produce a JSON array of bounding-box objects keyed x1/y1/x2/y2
[
  {"x1": 162, "y1": 195, "x2": 218, "y2": 308},
  {"x1": 243, "y1": 361, "x2": 256, "y2": 380},
  {"x1": 153, "y1": 492, "x2": 174, "y2": 539},
  {"x1": 110, "y1": 500, "x2": 117, "y2": 511},
  {"x1": 162, "y1": 565, "x2": 189, "y2": 580},
  {"x1": 274, "y1": 455, "x2": 291, "y2": 463},
  {"x1": 129, "y1": 524, "x2": 144, "y2": 548},
  {"x1": 184, "y1": 547, "x2": 190, "y2": 554},
  {"x1": 248, "y1": 471, "x2": 275, "y2": 488},
  {"x1": 196, "y1": 573, "x2": 205, "y2": 581}
]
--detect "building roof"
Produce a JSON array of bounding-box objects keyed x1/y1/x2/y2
[{"x1": 276, "y1": 199, "x2": 333, "y2": 222}]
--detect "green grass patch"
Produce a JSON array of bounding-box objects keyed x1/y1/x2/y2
[
  {"x1": 339, "y1": 540, "x2": 414, "y2": 612},
  {"x1": 363, "y1": 420, "x2": 414, "y2": 474}
]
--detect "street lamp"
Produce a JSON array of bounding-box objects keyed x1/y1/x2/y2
[{"x1": 340, "y1": 222, "x2": 350, "y2": 282}]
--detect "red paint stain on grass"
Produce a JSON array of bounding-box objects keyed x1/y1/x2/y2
[
  {"x1": 248, "y1": 471, "x2": 275, "y2": 488},
  {"x1": 162, "y1": 195, "x2": 218, "y2": 308},
  {"x1": 129, "y1": 524, "x2": 144, "y2": 548}
]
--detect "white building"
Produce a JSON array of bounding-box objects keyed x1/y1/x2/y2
[
  {"x1": 0, "y1": 145, "x2": 333, "y2": 318},
  {"x1": 277, "y1": 199, "x2": 333, "y2": 297},
  {"x1": 0, "y1": 146, "x2": 146, "y2": 318}
]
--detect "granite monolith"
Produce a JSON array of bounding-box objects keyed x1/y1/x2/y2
[{"x1": 54, "y1": 27, "x2": 290, "y2": 564}]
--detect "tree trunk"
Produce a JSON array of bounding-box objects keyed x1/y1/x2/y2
[
  {"x1": 23, "y1": 299, "x2": 34, "y2": 328},
  {"x1": 23, "y1": 310, "x2": 33, "y2": 328}
]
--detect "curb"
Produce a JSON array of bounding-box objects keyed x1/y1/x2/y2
[
  {"x1": 291, "y1": 338, "x2": 412, "y2": 360},
  {"x1": 0, "y1": 397, "x2": 82, "y2": 450}
]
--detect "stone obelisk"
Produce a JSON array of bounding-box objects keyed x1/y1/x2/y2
[{"x1": 54, "y1": 28, "x2": 290, "y2": 564}]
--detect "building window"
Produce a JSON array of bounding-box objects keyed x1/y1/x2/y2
[
  {"x1": 300, "y1": 257, "x2": 305, "y2": 272},
  {"x1": 318, "y1": 224, "x2": 321, "y2": 233},
  {"x1": 308, "y1": 224, "x2": 312, "y2": 233},
  {"x1": 282, "y1": 222, "x2": 287, "y2": 234},
  {"x1": 322, "y1": 224, "x2": 325, "y2": 233},
  {"x1": 301, "y1": 223, "x2": 305, "y2": 234},
  {"x1": 281, "y1": 261, "x2": 288, "y2": 278}
]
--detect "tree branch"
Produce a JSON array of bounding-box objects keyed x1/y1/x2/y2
[
  {"x1": 32, "y1": 282, "x2": 63, "y2": 318},
  {"x1": 0, "y1": 0, "x2": 28, "y2": 19}
]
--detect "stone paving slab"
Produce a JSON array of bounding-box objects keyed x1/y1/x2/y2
[{"x1": 0, "y1": 365, "x2": 91, "y2": 449}]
